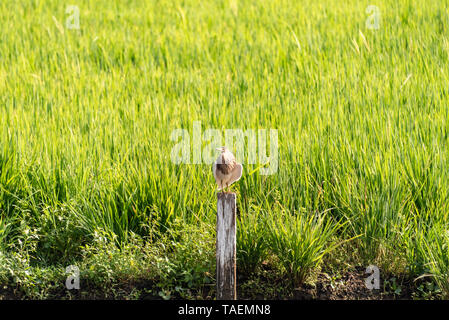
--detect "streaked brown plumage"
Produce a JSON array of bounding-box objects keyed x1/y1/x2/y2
[
  {"x1": 216, "y1": 154, "x2": 236, "y2": 175},
  {"x1": 213, "y1": 147, "x2": 242, "y2": 192}
]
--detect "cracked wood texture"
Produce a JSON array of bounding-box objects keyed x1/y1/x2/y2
[{"x1": 216, "y1": 193, "x2": 237, "y2": 300}]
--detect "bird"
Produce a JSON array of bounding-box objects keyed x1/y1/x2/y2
[{"x1": 213, "y1": 146, "x2": 243, "y2": 193}]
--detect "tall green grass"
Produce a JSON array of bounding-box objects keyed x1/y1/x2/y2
[{"x1": 0, "y1": 0, "x2": 449, "y2": 297}]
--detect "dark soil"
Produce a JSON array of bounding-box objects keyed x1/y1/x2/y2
[
  {"x1": 0, "y1": 267, "x2": 440, "y2": 300},
  {"x1": 237, "y1": 266, "x2": 436, "y2": 300}
]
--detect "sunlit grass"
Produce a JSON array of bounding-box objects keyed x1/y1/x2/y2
[{"x1": 0, "y1": 0, "x2": 449, "y2": 298}]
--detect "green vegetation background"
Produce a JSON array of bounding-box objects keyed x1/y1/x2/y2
[{"x1": 0, "y1": 0, "x2": 448, "y2": 299}]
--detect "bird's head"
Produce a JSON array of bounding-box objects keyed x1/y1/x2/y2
[{"x1": 216, "y1": 146, "x2": 229, "y2": 153}]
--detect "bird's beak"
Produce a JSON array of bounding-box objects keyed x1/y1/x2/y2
[{"x1": 216, "y1": 147, "x2": 223, "y2": 151}]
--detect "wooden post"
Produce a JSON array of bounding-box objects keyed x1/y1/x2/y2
[{"x1": 216, "y1": 192, "x2": 237, "y2": 300}]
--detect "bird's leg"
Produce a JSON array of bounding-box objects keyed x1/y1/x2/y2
[
  {"x1": 226, "y1": 183, "x2": 229, "y2": 193},
  {"x1": 220, "y1": 180, "x2": 224, "y2": 194}
]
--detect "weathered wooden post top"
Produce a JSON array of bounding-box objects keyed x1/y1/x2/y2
[{"x1": 216, "y1": 192, "x2": 237, "y2": 300}]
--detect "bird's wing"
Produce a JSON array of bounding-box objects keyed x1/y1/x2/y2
[{"x1": 228, "y1": 163, "x2": 243, "y2": 185}]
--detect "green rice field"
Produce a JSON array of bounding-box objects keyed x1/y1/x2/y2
[{"x1": 0, "y1": 0, "x2": 449, "y2": 299}]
